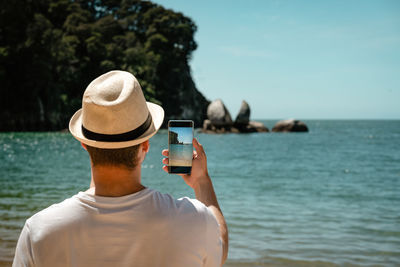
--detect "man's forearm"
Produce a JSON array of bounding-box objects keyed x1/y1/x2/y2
[{"x1": 193, "y1": 175, "x2": 228, "y2": 265}]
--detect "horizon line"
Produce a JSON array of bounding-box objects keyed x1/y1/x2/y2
[{"x1": 252, "y1": 118, "x2": 400, "y2": 121}]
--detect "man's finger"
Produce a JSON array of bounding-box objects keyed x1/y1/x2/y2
[
  {"x1": 162, "y1": 165, "x2": 169, "y2": 173},
  {"x1": 192, "y1": 138, "x2": 204, "y2": 155},
  {"x1": 162, "y1": 158, "x2": 169, "y2": 164},
  {"x1": 162, "y1": 149, "x2": 169, "y2": 156}
]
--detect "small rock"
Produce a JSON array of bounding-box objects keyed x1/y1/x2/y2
[
  {"x1": 206, "y1": 99, "x2": 233, "y2": 127},
  {"x1": 272, "y1": 119, "x2": 308, "y2": 132},
  {"x1": 202, "y1": 119, "x2": 218, "y2": 134},
  {"x1": 230, "y1": 127, "x2": 240, "y2": 133},
  {"x1": 202, "y1": 119, "x2": 213, "y2": 131},
  {"x1": 247, "y1": 121, "x2": 269, "y2": 133},
  {"x1": 234, "y1": 121, "x2": 269, "y2": 133},
  {"x1": 234, "y1": 100, "x2": 250, "y2": 126}
]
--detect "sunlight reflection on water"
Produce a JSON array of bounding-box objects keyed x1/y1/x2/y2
[{"x1": 1, "y1": 120, "x2": 400, "y2": 266}]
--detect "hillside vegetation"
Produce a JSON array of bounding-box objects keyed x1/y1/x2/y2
[{"x1": 0, "y1": 0, "x2": 209, "y2": 130}]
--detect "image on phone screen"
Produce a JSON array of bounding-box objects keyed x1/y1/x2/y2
[{"x1": 168, "y1": 120, "x2": 193, "y2": 174}]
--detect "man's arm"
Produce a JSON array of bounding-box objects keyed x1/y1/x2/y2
[
  {"x1": 162, "y1": 138, "x2": 229, "y2": 266},
  {"x1": 192, "y1": 174, "x2": 229, "y2": 266},
  {"x1": 13, "y1": 222, "x2": 34, "y2": 267}
]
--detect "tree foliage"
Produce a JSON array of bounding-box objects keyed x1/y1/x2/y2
[{"x1": 0, "y1": 0, "x2": 208, "y2": 130}]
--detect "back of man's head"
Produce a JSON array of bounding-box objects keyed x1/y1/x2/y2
[{"x1": 85, "y1": 144, "x2": 141, "y2": 169}]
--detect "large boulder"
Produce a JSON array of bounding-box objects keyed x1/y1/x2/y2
[
  {"x1": 272, "y1": 119, "x2": 308, "y2": 132},
  {"x1": 234, "y1": 100, "x2": 250, "y2": 126},
  {"x1": 206, "y1": 99, "x2": 233, "y2": 127},
  {"x1": 203, "y1": 99, "x2": 270, "y2": 134}
]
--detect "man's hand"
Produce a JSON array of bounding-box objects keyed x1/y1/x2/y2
[
  {"x1": 162, "y1": 138, "x2": 228, "y2": 266},
  {"x1": 162, "y1": 138, "x2": 210, "y2": 189}
]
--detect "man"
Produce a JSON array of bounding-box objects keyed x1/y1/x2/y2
[{"x1": 13, "y1": 70, "x2": 228, "y2": 266}]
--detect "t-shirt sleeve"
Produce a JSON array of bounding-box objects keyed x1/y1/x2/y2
[
  {"x1": 203, "y1": 207, "x2": 223, "y2": 267},
  {"x1": 13, "y1": 222, "x2": 34, "y2": 267}
]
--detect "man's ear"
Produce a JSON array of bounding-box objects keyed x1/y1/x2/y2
[
  {"x1": 81, "y1": 142, "x2": 87, "y2": 151},
  {"x1": 142, "y1": 140, "x2": 150, "y2": 153}
]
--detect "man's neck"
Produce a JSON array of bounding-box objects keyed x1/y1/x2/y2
[{"x1": 91, "y1": 165, "x2": 145, "y2": 197}]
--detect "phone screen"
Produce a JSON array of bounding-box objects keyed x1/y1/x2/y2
[{"x1": 168, "y1": 120, "x2": 194, "y2": 174}]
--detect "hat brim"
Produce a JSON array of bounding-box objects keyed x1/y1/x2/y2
[{"x1": 69, "y1": 102, "x2": 164, "y2": 149}]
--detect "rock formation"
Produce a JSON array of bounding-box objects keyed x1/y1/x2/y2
[
  {"x1": 244, "y1": 121, "x2": 269, "y2": 133},
  {"x1": 272, "y1": 119, "x2": 308, "y2": 132},
  {"x1": 169, "y1": 130, "x2": 180, "y2": 144},
  {"x1": 203, "y1": 99, "x2": 268, "y2": 133},
  {"x1": 234, "y1": 100, "x2": 250, "y2": 126},
  {"x1": 206, "y1": 99, "x2": 233, "y2": 127}
]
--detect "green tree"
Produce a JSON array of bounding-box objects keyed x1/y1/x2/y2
[{"x1": 0, "y1": 0, "x2": 208, "y2": 131}]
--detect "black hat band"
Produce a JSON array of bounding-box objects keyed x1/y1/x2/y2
[{"x1": 81, "y1": 113, "x2": 152, "y2": 142}]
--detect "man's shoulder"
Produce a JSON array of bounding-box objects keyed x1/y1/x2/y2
[
  {"x1": 149, "y1": 190, "x2": 218, "y2": 229},
  {"x1": 150, "y1": 190, "x2": 209, "y2": 214},
  {"x1": 26, "y1": 194, "x2": 81, "y2": 229}
]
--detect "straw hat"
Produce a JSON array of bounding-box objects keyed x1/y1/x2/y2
[{"x1": 69, "y1": 70, "x2": 164, "y2": 149}]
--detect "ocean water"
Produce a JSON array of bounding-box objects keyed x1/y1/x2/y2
[
  {"x1": 169, "y1": 144, "x2": 193, "y2": 166},
  {"x1": 1, "y1": 120, "x2": 400, "y2": 266}
]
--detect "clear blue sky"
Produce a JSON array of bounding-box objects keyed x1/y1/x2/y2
[
  {"x1": 169, "y1": 127, "x2": 193, "y2": 144},
  {"x1": 154, "y1": 0, "x2": 400, "y2": 119}
]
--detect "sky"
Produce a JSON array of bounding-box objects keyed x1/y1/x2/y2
[
  {"x1": 169, "y1": 127, "x2": 193, "y2": 144},
  {"x1": 153, "y1": 0, "x2": 400, "y2": 119}
]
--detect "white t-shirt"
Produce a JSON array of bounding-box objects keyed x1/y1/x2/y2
[{"x1": 13, "y1": 188, "x2": 222, "y2": 267}]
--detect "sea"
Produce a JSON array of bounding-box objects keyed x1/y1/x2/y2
[
  {"x1": 169, "y1": 143, "x2": 193, "y2": 166},
  {"x1": 0, "y1": 120, "x2": 399, "y2": 266}
]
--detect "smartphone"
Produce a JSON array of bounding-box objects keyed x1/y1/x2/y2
[{"x1": 168, "y1": 120, "x2": 194, "y2": 174}]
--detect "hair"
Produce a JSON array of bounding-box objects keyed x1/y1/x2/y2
[{"x1": 85, "y1": 144, "x2": 141, "y2": 169}]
